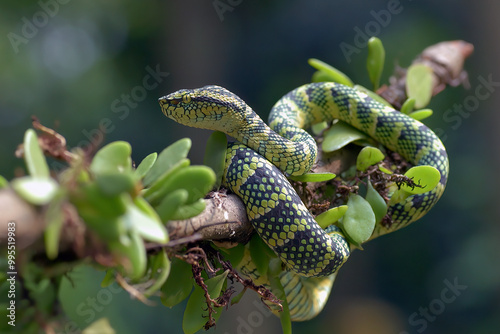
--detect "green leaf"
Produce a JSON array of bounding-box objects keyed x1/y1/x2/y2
[
  {"x1": 90, "y1": 141, "x2": 132, "y2": 175},
  {"x1": 356, "y1": 146, "x2": 385, "y2": 172},
  {"x1": 26, "y1": 277, "x2": 56, "y2": 315},
  {"x1": 268, "y1": 259, "x2": 291, "y2": 334},
  {"x1": 230, "y1": 288, "x2": 246, "y2": 305},
  {"x1": 170, "y1": 198, "x2": 206, "y2": 220},
  {"x1": 388, "y1": 188, "x2": 410, "y2": 207},
  {"x1": 134, "y1": 195, "x2": 165, "y2": 221},
  {"x1": 173, "y1": 166, "x2": 215, "y2": 203},
  {"x1": 70, "y1": 182, "x2": 128, "y2": 219},
  {"x1": 203, "y1": 131, "x2": 227, "y2": 189},
  {"x1": 100, "y1": 270, "x2": 116, "y2": 288},
  {"x1": 82, "y1": 318, "x2": 116, "y2": 334},
  {"x1": 95, "y1": 173, "x2": 136, "y2": 196},
  {"x1": 365, "y1": 181, "x2": 387, "y2": 223},
  {"x1": 322, "y1": 121, "x2": 369, "y2": 152},
  {"x1": 408, "y1": 109, "x2": 433, "y2": 121},
  {"x1": 44, "y1": 191, "x2": 65, "y2": 259},
  {"x1": 183, "y1": 270, "x2": 229, "y2": 334},
  {"x1": 135, "y1": 152, "x2": 158, "y2": 179},
  {"x1": 341, "y1": 194, "x2": 376, "y2": 245},
  {"x1": 82, "y1": 216, "x2": 126, "y2": 242},
  {"x1": 311, "y1": 121, "x2": 329, "y2": 135},
  {"x1": 0, "y1": 175, "x2": 8, "y2": 189},
  {"x1": 312, "y1": 70, "x2": 334, "y2": 83},
  {"x1": 400, "y1": 166, "x2": 441, "y2": 194},
  {"x1": 23, "y1": 129, "x2": 49, "y2": 178},
  {"x1": 311, "y1": 70, "x2": 326, "y2": 82},
  {"x1": 308, "y1": 58, "x2": 354, "y2": 87},
  {"x1": 353, "y1": 84, "x2": 393, "y2": 107},
  {"x1": 143, "y1": 138, "x2": 191, "y2": 187},
  {"x1": 316, "y1": 205, "x2": 348, "y2": 229},
  {"x1": 155, "y1": 189, "x2": 189, "y2": 222},
  {"x1": 288, "y1": 172, "x2": 336, "y2": 183},
  {"x1": 400, "y1": 97, "x2": 416, "y2": 115},
  {"x1": 249, "y1": 234, "x2": 273, "y2": 277},
  {"x1": 379, "y1": 165, "x2": 393, "y2": 174},
  {"x1": 161, "y1": 258, "x2": 193, "y2": 308},
  {"x1": 406, "y1": 64, "x2": 433, "y2": 109},
  {"x1": 108, "y1": 229, "x2": 146, "y2": 281},
  {"x1": 145, "y1": 165, "x2": 215, "y2": 206},
  {"x1": 144, "y1": 250, "x2": 171, "y2": 297},
  {"x1": 123, "y1": 198, "x2": 168, "y2": 244},
  {"x1": 218, "y1": 243, "x2": 245, "y2": 268},
  {"x1": 366, "y1": 37, "x2": 385, "y2": 91},
  {"x1": 142, "y1": 158, "x2": 190, "y2": 203},
  {"x1": 11, "y1": 176, "x2": 58, "y2": 205}
]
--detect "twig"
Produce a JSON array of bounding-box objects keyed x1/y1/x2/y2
[
  {"x1": 115, "y1": 273, "x2": 155, "y2": 306},
  {"x1": 218, "y1": 255, "x2": 283, "y2": 311}
]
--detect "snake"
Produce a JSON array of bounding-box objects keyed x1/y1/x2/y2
[{"x1": 159, "y1": 82, "x2": 449, "y2": 321}]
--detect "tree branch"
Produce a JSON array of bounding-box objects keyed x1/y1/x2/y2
[{"x1": 165, "y1": 192, "x2": 253, "y2": 246}]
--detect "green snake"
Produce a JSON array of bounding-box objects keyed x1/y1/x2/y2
[{"x1": 159, "y1": 82, "x2": 449, "y2": 320}]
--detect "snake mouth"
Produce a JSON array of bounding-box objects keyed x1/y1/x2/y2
[
  {"x1": 158, "y1": 97, "x2": 166, "y2": 106},
  {"x1": 158, "y1": 97, "x2": 172, "y2": 117}
]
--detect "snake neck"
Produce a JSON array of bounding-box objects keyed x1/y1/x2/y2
[{"x1": 234, "y1": 109, "x2": 317, "y2": 176}]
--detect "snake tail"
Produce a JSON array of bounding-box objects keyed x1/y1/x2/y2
[{"x1": 237, "y1": 242, "x2": 339, "y2": 321}]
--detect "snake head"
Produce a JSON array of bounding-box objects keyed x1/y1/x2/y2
[
  {"x1": 159, "y1": 85, "x2": 249, "y2": 134},
  {"x1": 158, "y1": 88, "x2": 194, "y2": 123}
]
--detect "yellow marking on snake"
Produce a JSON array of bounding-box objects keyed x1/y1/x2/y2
[{"x1": 159, "y1": 82, "x2": 449, "y2": 321}]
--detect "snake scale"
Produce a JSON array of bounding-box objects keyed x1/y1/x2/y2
[{"x1": 159, "y1": 82, "x2": 449, "y2": 321}]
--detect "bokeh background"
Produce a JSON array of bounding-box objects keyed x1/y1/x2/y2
[{"x1": 1, "y1": 0, "x2": 499, "y2": 333}]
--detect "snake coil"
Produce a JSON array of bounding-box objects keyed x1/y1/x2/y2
[{"x1": 159, "y1": 82, "x2": 448, "y2": 320}]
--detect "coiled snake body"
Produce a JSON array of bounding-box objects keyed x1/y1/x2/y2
[{"x1": 159, "y1": 82, "x2": 449, "y2": 320}]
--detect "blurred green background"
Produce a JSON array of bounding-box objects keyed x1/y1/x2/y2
[{"x1": 1, "y1": 0, "x2": 499, "y2": 333}]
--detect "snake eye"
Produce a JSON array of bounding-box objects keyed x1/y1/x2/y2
[{"x1": 182, "y1": 95, "x2": 191, "y2": 103}]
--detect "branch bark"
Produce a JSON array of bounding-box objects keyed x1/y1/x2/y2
[{"x1": 165, "y1": 193, "x2": 253, "y2": 246}]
